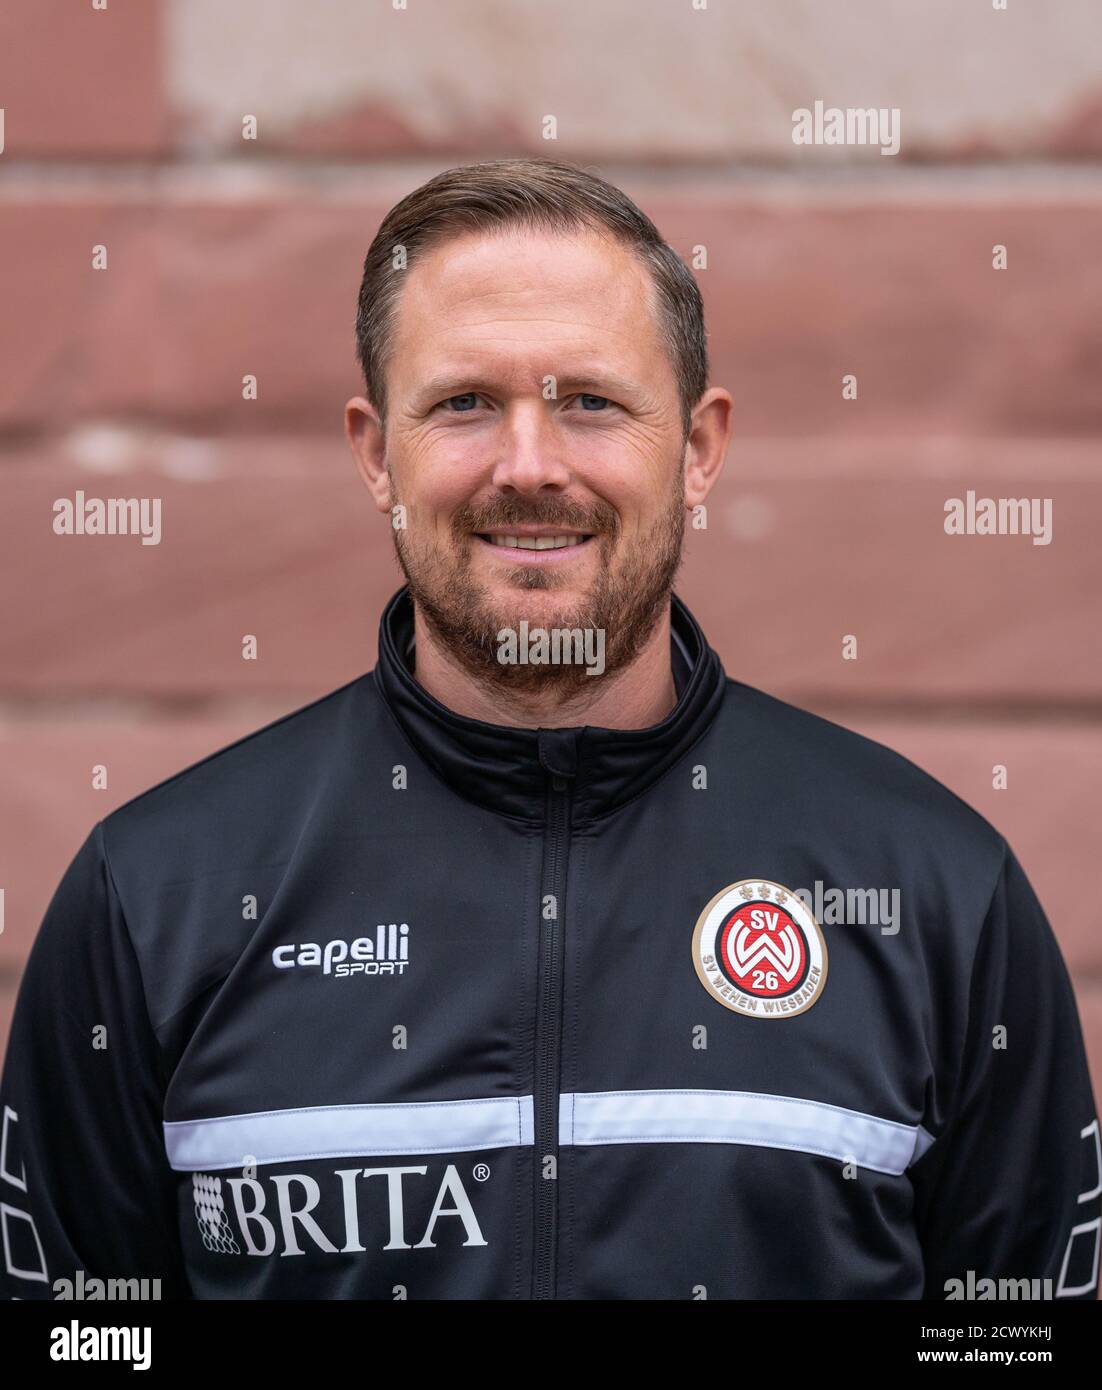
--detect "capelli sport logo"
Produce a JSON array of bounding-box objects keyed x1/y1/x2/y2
[
  {"x1": 272, "y1": 923, "x2": 410, "y2": 978},
  {"x1": 692, "y1": 880, "x2": 827, "y2": 1018}
]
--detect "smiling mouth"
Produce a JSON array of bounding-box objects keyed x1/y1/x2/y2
[{"x1": 476, "y1": 533, "x2": 594, "y2": 551}]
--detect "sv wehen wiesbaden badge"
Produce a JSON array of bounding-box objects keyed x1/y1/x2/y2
[{"x1": 692, "y1": 879, "x2": 828, "y2": 1018}]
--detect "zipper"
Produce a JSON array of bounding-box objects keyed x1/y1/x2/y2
[{"x1": 532, "y1": 731, "x2": 577, "y2": 1300}]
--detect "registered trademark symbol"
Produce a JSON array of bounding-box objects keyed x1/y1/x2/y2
[{"x1": 472, "y1": 1162, "x2": 491, "y2": 1182}]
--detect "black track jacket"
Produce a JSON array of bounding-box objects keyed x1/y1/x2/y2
[{"x1": 2, "y1": 588, "x2": 1099, "y2": 1300}]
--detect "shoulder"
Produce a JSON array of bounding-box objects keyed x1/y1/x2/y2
[
  {"x1": 100, "y1": 673, "x2": 381, "y2": 879},
  {"x1": 715, "y1": 677, "x2": 1007, "y2": 879}
]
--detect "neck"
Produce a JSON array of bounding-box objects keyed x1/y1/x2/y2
[{"x1": 411, "y1": 603, "x2": 678, "y2": 730}]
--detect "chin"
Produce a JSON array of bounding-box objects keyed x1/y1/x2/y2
[{"x1": 489, "y1": 585, "x2": 590, "y2": 625}]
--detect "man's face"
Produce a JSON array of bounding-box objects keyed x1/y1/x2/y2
[{"x1": 380, "y1": 227, "x2": 690, "y2": 691}]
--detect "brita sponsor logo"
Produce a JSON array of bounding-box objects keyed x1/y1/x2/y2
[
  {"x1": 272, "y1": 923, "x2": 410, "y2": 977},
  {"x1": 190, "y1": 1165, "x2": 486, "y2": 1256}
]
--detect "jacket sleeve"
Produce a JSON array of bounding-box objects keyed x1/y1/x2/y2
[
  {"x1": 0, "y1": 824, "x2": 189, "y2": 1299},
  {"x1": 911, "y1": 841, "x2": 1101, "y2": 1300}
]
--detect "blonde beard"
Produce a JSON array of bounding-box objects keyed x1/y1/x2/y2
[{"x1": 390, "y1": 488, "x2": 686, "y2": 699}]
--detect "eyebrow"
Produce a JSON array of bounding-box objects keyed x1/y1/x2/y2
[{"x1": 411, "y1": 368, "x2": 644, "y2": 403}]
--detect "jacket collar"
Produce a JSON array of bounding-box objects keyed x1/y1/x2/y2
[{"x1": 372, "y1": 586, "x2": 726, "y2": 824}]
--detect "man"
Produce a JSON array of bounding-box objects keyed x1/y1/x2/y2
[{"x1": 1, "y1": 159, "x2": 1098, "y2": 1301}]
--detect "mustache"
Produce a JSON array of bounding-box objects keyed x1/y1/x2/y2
[{"x1": 453, "y1": 497, "x2": 619, "y2": 536}]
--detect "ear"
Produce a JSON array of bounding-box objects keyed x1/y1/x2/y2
[
  {"x1": 345, "y1": 396, "x2": 392, "y2": 516},
  {"x1": 683, "y1": 387, "x2": 733, "y2": 509}
]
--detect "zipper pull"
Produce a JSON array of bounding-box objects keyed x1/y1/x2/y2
[{"x1": 537, "y1": 728, "x2": 578, "y2": 793}]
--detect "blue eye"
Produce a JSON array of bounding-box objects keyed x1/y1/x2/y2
[
  {"x1": 578, "y1": 394, "x2": 610, "y2": 411},
  {"x1": 444, "y1": 393, "x2": 480, "y2": 412}
]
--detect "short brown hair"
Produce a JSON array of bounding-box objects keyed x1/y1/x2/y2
[{"x1": 354, "y1": 157, "x2": 708, "y2": 436}]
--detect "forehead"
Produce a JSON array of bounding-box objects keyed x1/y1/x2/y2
[{"x1": 386, "y1": 226, "x2": 668, "y2": 388}]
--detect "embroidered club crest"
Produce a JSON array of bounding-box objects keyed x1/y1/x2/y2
[{"x1": 692, "y1": 879, "x2": 828, "y2": 1018}]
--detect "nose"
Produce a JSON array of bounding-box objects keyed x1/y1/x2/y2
[{"x1": 488, "y1": 401, "x2": 572, "y2": 495}]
